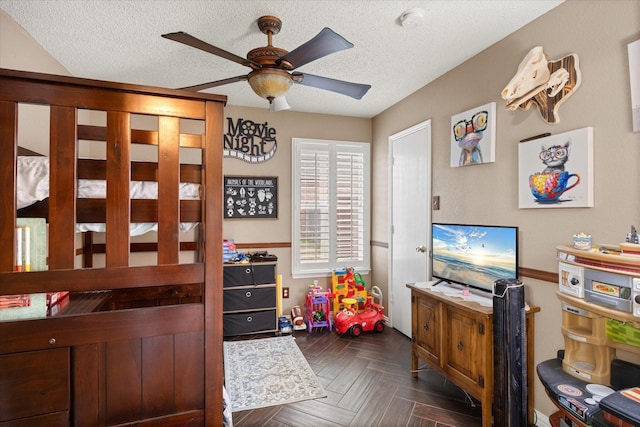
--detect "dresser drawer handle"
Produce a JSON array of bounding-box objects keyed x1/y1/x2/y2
[
  {"x1": 245, "y1": 291, "x2": 252, "y2": 298},
  {"x1": 246, "y1": 316, "x2": 253, "y2": 322},
  {"x1": 245, "y1": 268, "x2": 252, "y2": 274}
]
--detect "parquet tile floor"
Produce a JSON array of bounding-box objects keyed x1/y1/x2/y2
[{"x1": 227, "y1": 327, "x2": 483, "y2": 426}]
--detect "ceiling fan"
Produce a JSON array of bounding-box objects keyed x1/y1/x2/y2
[{"x1": 162, "y1": 15, "x2": 371, "y2": 111}]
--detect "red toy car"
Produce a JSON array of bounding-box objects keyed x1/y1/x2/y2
[{"x1": 334, "y1": 303, "x2": 385, "y2": 337}]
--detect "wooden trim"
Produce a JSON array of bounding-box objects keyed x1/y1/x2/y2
[
  {"x1": 0, "y1": 68, "x2": 227, "y2": 104},
  {"x1": 519, "y1": 266, "x2": 556, "y2": 283},
  {"x1": 225, "y1": 241, "x2": 558, "y2": 283},
  {"x1": 371, "y1": 240, "x2": 388, "y2": 249},
  {"x1": 234, "y1": 242, "x2": 291, "y2": 249}
]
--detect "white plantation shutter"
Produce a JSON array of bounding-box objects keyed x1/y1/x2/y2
[
  {"x1": 293, "y1": 138, "x2": 370, "y2": 277},
  {"x1": 336, "y1": 149, "x2": 365, "y2": 262},
  {"x1": 299, "y1": 146, "x2": 330, "y2": 264}
]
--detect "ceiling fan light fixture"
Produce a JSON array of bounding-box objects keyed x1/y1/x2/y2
[
  {"x1": 247, "y1": 69, "x2": 293, "y2": 103},
  {"x1": 269, "y1": 96, "x2": 291, "y2": 112}
]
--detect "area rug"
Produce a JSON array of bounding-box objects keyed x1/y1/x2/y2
[{"x1": 223, "y1": 335, "x2": 326, "y2": 411}]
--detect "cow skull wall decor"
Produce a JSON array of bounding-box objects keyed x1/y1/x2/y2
[{"x1": 501, "y1": 46, "x2": 581, "y2": 124}]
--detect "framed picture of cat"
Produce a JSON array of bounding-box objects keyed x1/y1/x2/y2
[
  {"x1": 450, "y1": 102, "x2": 496, "y2": 167},
  {"x1": 518, "y1": 127, "x2": 594, "y2": 208}
]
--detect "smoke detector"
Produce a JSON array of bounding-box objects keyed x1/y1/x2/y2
[{"x1": 400, "y1": 8, "x2": 425, "y2": 28}]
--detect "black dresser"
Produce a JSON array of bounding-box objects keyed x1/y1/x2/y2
[{"x1": 223, "y1": 262, "x2": 278, "y2": 336}]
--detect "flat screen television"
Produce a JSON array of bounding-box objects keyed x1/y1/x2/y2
[{"x1": 431, "y1": 223, "x2": 519, "y2": 294}]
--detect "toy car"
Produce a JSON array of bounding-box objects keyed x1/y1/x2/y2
[
  {"x1": 278, "y1": 316, "x2": 293, "y2": 335},
  {"x1": 334, "y1": 303, "x2": 385, "y2": 337}
]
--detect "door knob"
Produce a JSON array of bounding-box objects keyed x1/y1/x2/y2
[{"x1": 416, "y1": 245, "x2": 426, "y2": 253}]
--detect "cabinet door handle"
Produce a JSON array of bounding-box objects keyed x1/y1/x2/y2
[
  {"x1": 245, "y1": 268, "x2": 252, "y2": 274},
  {"x1": 246, "y1": 316, "x2": 253, "y2": 322},
  {"x1": 245, "y1": 291, "x2": 252, "y2": 298},
  {"x1": 423, "y1": 323, "x2": 429, "y2": 331},
  {"x1": 457, "y1": 341, "x2": 464, "y2": 351}
]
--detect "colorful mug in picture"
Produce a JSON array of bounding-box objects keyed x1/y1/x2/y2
[{"x1": 529, "y1": 171, "x2": 580, "y2": 203}]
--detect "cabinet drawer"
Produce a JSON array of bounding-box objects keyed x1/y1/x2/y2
[
  {"x1": 223, "y1": 263, "x2": 276, "y2": 287},
  {"x1": 0, "y1": 348, "x2": 70, "y2": 422},
  {"x1": 224, "y1": 287, "x2": 276, "y2": 311},
  {"x1": 224, "y1": 265, "x2": 255, "y2": 287},
  {"x1": 252, "y1": 264, "x2": 276, "y2": 285},
  {"x1": 223, "y1": 309, "x2": 277, "y2": 336}
]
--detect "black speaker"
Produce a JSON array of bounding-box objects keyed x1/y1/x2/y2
[{"x1": 493, "y1": 279, "x2": 527, "y2": 427}]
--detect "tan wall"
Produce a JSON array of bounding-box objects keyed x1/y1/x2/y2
[
  {"x1": 221, "y1": 105, "x2": 372, "y2": 312},
  {"x1": 371, "y1": 0, "x2": 640, "y2": 417}
]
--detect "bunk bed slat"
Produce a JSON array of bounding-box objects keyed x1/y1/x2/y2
[
  {"x1": 158, "y1": 116, "x2": 180, "y2": 265},
  {"x1": 0, "y1": 101, "x2": 17, "y2": 273},
  {"x1": 105, "y1": 111, "x2": 131, "y2": 268},
  {"x1": 49, "y1": 106, "x2": 77, "y2": 269},
  {"x1": 78, "y1": 124, "x2": 203, "y2": 149}
]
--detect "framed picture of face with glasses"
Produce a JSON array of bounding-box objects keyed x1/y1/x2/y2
[{"x1": 450, "y1": 102, "x2": 496, "y2": 167}]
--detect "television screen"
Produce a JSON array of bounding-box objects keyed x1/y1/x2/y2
[{"x1": 431, "y1": 223, "x2": 518, "y2": 293}]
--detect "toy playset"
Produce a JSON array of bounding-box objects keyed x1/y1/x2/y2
[{"x1": 331, "y1": 268, "x2": 372, "y2": 316}]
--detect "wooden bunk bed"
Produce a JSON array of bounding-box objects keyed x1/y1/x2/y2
[{"x1": 0, "y1": 68, "x2": 226, "y2": 426}]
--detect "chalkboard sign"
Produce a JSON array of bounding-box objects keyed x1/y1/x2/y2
[{"x1": 224, "y1": 176, "x2": 278, "y2": 219}]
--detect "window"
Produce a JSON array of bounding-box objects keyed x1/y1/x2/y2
[{"x1": 292, "y1": 138, "x2": 370, "y2": 277}]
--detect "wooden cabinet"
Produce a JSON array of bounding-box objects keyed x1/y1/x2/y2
[
  {"x1": 409, "y1": 284, "x2": 539, "y2": 427},
  {"x1": 223, "y1": 263, "x2": 277, "y2": 336}
]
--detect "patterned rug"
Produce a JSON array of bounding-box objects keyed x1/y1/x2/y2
[{"x1": 223, "y1": 335, "x2": 326, "y2": 411}]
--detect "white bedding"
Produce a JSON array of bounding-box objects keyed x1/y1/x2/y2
[{"x1": 17, "y1": 156, "x2": 200, "y2": 236}]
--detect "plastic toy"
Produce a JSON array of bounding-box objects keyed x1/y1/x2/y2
[
  {"x1": 331, "y1": 267, "x2": 372, "y2": 316},
  {"x1": 305, "y1": 286, "x2": 332, "y2": 332},
  {"x1": 278, "y1": 316, "x2": 293, "y2": 335},
  {"x1": 291, "y1": 306, "x2": 306, "y2": 331},
  {"x1": 335, "y1": 285, "x2": 385, "y2": 337}
]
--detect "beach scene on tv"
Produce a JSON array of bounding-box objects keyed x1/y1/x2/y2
[{"x1": 432, "y1": 223, "x2": 518, "y2": 291}]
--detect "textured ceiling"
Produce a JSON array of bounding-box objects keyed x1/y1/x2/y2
[{"x1": 0, "y1": 0, "x2": 563, "y2": 118}]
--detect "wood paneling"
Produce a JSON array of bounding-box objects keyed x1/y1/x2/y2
[{"x1": 0, "y1": 348, "x2": 69, "y2": 422}]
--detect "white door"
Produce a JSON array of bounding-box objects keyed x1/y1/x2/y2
[{"x1": 389, "y1": 120, "x2": 431, "y2": 337}]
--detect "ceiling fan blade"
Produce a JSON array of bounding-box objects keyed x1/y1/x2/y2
[
  {"x1": 278, "y1": 28, "x2": 353, "y2": 70},
  {"x1": 179, "y1": 75, "x2": 247, "y2": 92},
  {"x1": 292, "y1": 72, "x2": 371, "y2": 100},
  {"x1": 162, "y1": 31, "x2": 260, "y2": 68}
]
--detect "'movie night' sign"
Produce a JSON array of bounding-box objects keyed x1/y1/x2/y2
[{"x1": 224, "y1": 117, "x2": 277, "y2": 163}]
